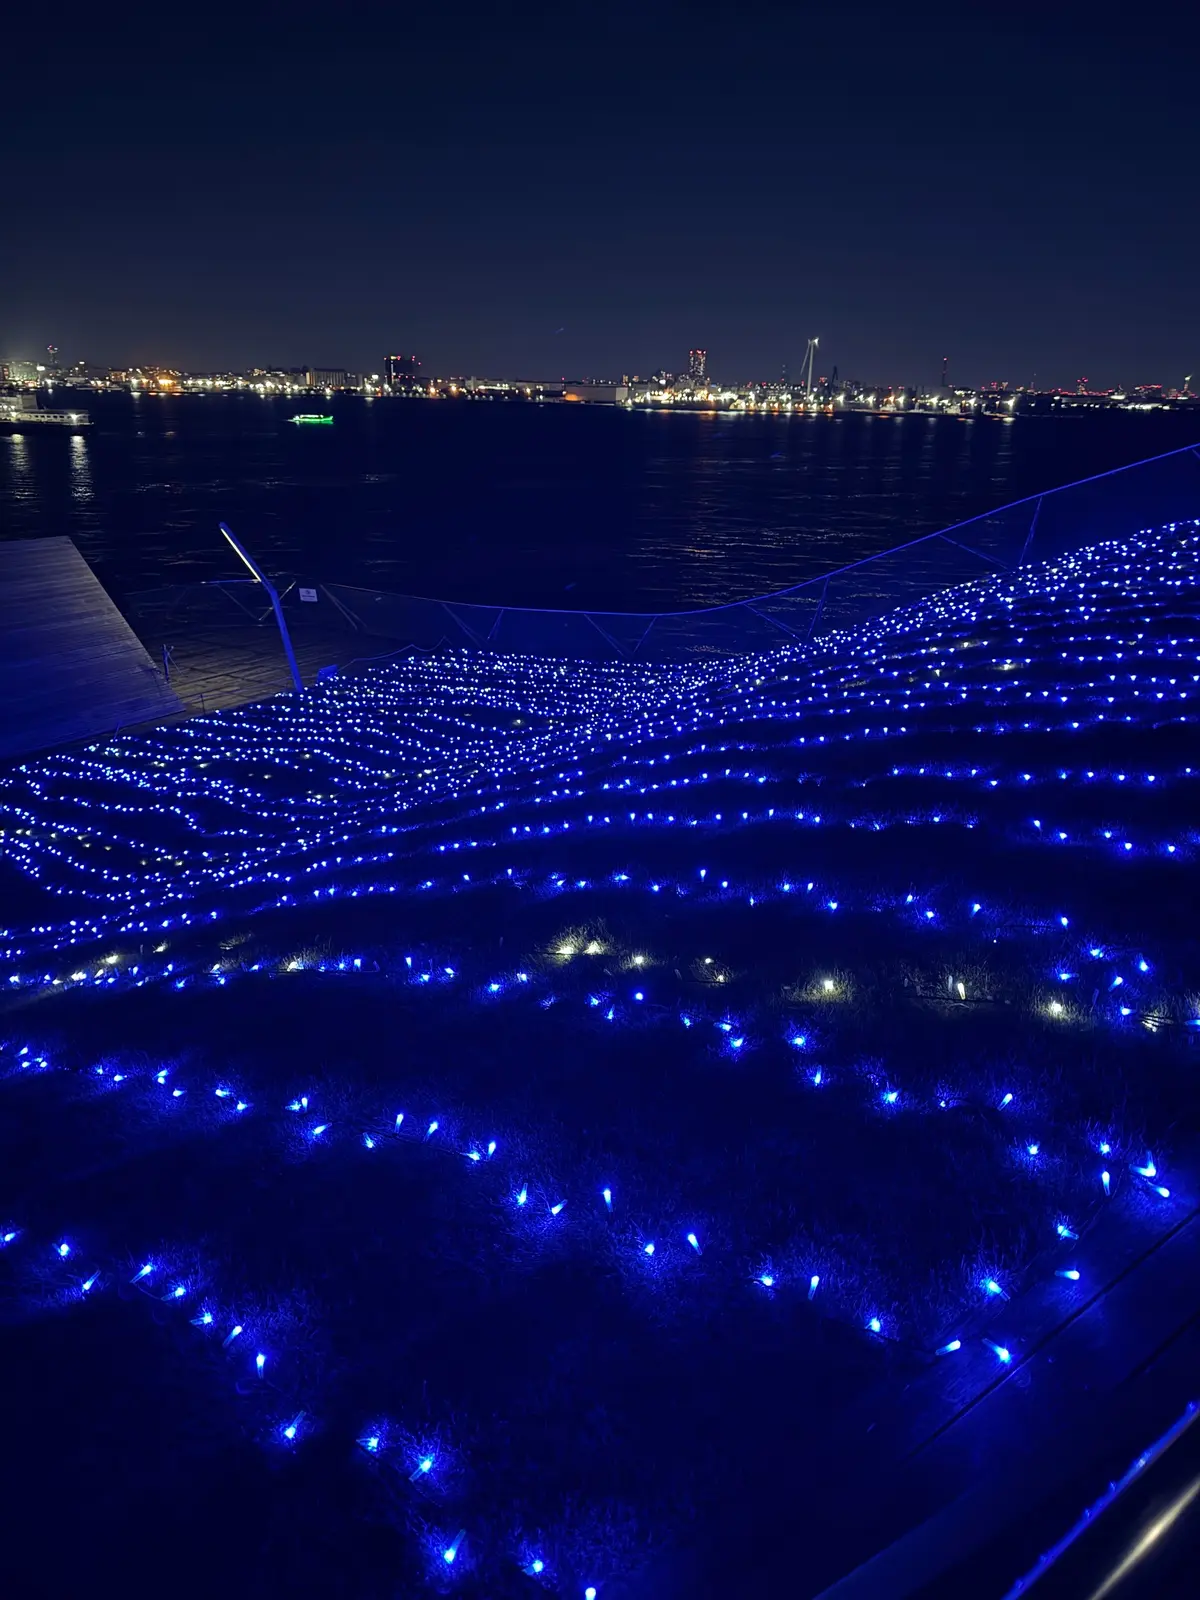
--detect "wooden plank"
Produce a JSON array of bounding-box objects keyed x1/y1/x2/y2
[{"x1": 0, "y1": 538, "x2": 182, "y2": 759}]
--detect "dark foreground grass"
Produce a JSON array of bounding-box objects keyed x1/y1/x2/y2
[{"x1": 1, "y1": 523, "x2": 1199, "y2": 1597}]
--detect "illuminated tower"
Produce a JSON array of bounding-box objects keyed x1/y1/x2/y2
[{"x1": 687, "y1": 348, "x2": 707, "y2": 384}]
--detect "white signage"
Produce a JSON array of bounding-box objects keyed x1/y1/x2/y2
[{"x1": 298, "y1": 587, "x2": 318, "y2": 603}]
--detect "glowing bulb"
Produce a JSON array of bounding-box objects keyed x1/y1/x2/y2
[
  {"x1": 643, "y1": 1242, "x2": 655, "y2": 1256},
  {"x1": 1102, "y1": 1170, "x2": 1111, "y2": 1195},
  {"x1": 687, "y1": 1232, "x2": 700, "y2": 1251},
  {"x1": 602, "y1": 1187, "x2": 612, "y2": 1209},
  {"x1": 937, "y1": 1339, "x2": 962, "y2": 1355},
  {"x1": 867, "y1": 1317, "x2": 882, "y2": 1334},
  {"x1": 808, "y1": 1274, "x2": 820, "y2": 1298},
  {"x1": 759, "y1": 1273, "x2": 775, "y2": 1288},
  {"x1": 1056, "y1": 1269, "x2": 1080, "y2": 1282},
  {"x1": 985, "y1": 1341, "x2": 1013, "y2": 1364}
]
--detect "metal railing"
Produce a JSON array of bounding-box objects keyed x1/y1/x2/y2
[{"x1": 128, "y1": 440, "x2": 1200, "y2": 666}]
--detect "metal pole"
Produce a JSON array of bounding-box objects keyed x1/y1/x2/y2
[{"x1": 218, "y1": 522, "x2": 304, "y2": 693}]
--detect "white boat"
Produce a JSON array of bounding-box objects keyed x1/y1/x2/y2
[{"x1": 0, "y1": 394, "x2": 90, "y2": 428}]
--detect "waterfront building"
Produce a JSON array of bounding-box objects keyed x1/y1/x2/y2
[{"x1": 384, "y1": 354, "x2": 422, "y2": 388}]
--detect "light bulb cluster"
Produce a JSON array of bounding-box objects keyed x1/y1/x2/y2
[
  {"x1": 2, "y1": 520, "x2": 1199, "y2": 1594},
  {"x1": 1, "y1": 522, "x2": 1197, "y2": 958}
]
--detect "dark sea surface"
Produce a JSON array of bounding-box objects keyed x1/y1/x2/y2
[{"x1": 2, "y1": 392, "x2": 1198, "y2": 612}]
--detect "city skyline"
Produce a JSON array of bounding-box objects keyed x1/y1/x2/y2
[
  {"x1": 3, "y1": 3, "x2": 1197, "y2": 389},
  {"x1": 4, "y1": 342, "x2": 1194, "y2": 402}
]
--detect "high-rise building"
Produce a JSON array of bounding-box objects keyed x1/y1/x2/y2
[
  {"x1": 687, "y1": 348, "x2": 707, "y2": 384},
  {"x1": 305, "y1": 368, "x2": 348, "y2": 389},
  {"x1": 384, "y1": 354, "x2": 422, "y2": 388}
]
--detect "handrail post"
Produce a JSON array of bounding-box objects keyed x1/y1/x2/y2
[
  {"x1": 218, "y1": 522, "x2": 304, "y2": 693},
  {"x1": 1019, "y1": 496, "x2": 1044, "y2": 566}
]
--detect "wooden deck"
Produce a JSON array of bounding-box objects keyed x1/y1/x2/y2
[
  {"x1": 128, "y1": 619, "x2": 414, "y2": 720},
  {"x1": 0, "y1": 538, "x2": 182, "y2": 759}
]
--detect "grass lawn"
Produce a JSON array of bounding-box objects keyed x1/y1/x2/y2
[{"x1": 2, "y1": 522, "x2": 1198, "y2": 1597}]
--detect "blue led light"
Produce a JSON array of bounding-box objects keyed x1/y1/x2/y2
[{"x1": 1, "y1": 506, "x2": 1197, "y2": 1599}]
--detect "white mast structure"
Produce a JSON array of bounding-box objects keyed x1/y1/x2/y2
[{"x1": 802, "y1": 336, "x2": 819, "y2": 400}]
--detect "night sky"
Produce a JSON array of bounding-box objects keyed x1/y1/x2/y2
[{"x1": 5, "y1": 1, "x2": 1197, "y2": 388}]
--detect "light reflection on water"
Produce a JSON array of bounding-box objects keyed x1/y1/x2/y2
[
  {"x1": 0, "y1": 394, "x2": 1195, "y2": 611},
  {"x1": 68, "y1": 434, "x2": 92, "y2": 504}
]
